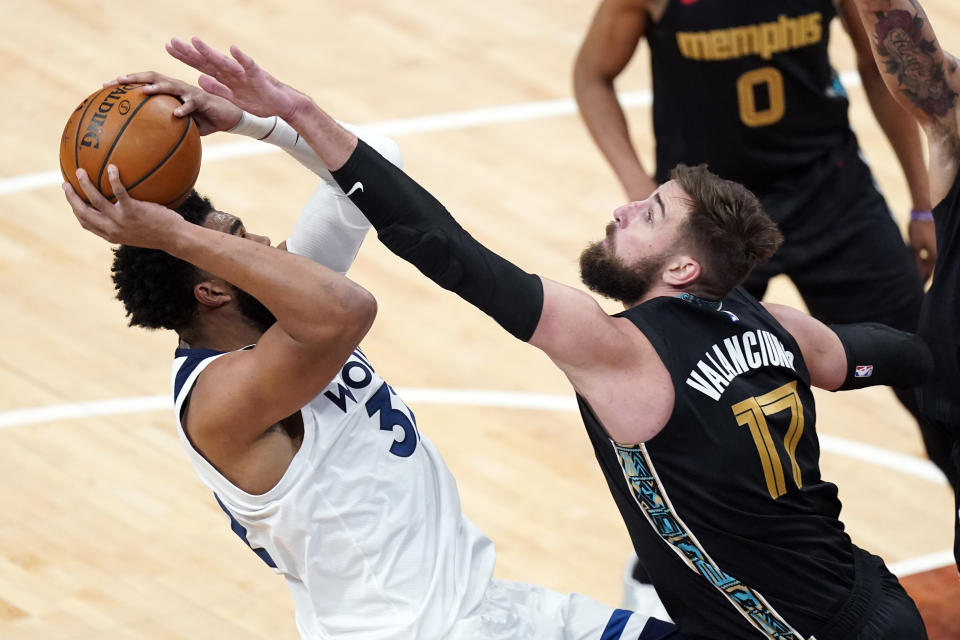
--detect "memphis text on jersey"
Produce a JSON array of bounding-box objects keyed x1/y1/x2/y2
[
  {"x1": 686, "y1": 330, "x2": 797, "y2": 401},
  {"x1": 676, "y1": 12, "x2": 823, "y2": 62}
]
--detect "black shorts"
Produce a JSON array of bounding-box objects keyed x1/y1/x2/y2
[
  {"x1": 816, "y1": 547, "x2": 927, "y2": 640},
  {"x1": 855, "y1": 559, "x2": 928, "y2": 640},
  {"x1": 916, "y1": 416, "x2": 960, "y2": 568},
  {"x1": 742, "y1": 139, "x2": 924, "y2": 333}
]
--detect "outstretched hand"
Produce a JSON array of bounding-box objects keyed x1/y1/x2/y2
[
  {"x1": 104, "y1": 71, "x2": 242, "y2": 136},
  {"x1": 166, "y1": 37, "x2": 308, "y2": 122},
  {"x1": 64, "y1": 166, "x2": 183, "y2": 250}
]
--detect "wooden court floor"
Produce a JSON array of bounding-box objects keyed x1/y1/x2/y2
[{"x1": 1, "y1": 0, "x2": 958, "y2": 637}]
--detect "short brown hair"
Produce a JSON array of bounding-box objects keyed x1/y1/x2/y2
[{"x1": 671, "y1": 164, "x2": 783, "y2": 299}]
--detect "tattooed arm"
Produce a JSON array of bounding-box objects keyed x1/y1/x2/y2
[
  {"x1": 840, "y1": 0, "x2": 934, "y2": 280},
  {"x1": 853, "y1": 0, "x2": 960, "y2": 202}
]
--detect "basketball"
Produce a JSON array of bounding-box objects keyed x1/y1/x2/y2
[{"x1": 59, "y1": 83, "x2": 202, "y2": 207}]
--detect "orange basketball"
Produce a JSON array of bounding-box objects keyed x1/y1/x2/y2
[{"x1": 59, "y1": 83, "x2": 201, "y2": 207}]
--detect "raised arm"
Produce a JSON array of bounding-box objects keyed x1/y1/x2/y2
[
  {"x1": 166, "y1": 38, "x2": 635, "y2": 375},
  {"x1": 227, "y1": 114, "x2": 402, "y2": 273},
  {"x1": 852, "y1": 0, "x2": 960, "y2": 203},
  {"x1": 112, "y1": 70, "x2": 402, "y2": 275},
  {"x1": 839, "y1": 0, "x2": 935, "y2": 281},
  {"x1": 573, "y1": 0, "x2": 659, "y2": 201},
  {"x1": 65, "y1": 166, "x2": 376, "y2": 469},
  {"x1": 763, "y1": 302, "x2": 931, "y2": 391},
  {"x1": 228, "y1": 112, "x2": 401, "y2": 182}
]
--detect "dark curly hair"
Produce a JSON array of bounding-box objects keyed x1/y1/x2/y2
[{"x1": 111, "y1": 191, "x2": 215, "y2": 331}]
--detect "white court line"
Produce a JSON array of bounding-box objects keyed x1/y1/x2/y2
[
  {"x1": 0, "y1": 389, "x2": 576, "y2": 429},
  {"x1": 0, "y1": 386, "x2": 944, "y2": 487},
  {"x1": 0, "y1": 385, "x2": 951, "y2": 576},
  {"x1": 889, "y1": 549, "x2": 957, "y2": 578},
  {"x1": 0, "y1": 71, "x2": 863, "y2": 197},
  {"x1": 819, "y1": 434, "x2": 948, "y2": 485},
  {"x1": 0, "y1": 395, "x2": 172, "y2": 428}
]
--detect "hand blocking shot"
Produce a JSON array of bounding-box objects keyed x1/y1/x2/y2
[
  {"x1": 62, "y1": 61, "x2": 682, "y2": 640},
  {"x1": 153, "y1": 37, "x2": 940, "y2": 640}
]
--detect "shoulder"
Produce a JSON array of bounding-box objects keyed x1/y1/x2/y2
[
  {"x1": 648, "y1": 0, "x2": 669, "y2": 22},
  {"x1": 595, "y1": 0, "x2": 665, "y2": 22},
  {"x1": 173, "y1": 347, "x2": 234, "y2": 404}
]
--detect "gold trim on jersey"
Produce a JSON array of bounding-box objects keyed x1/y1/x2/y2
[{"x1": 676, "y1": 13, "x2": 823, "y2": 62}]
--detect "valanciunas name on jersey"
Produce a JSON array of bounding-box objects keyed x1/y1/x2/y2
[{"x1": 686, "y1": 330, "x2": 797, "y2": 401}]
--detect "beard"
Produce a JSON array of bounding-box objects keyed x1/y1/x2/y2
[
  {"x1": 579, "y1": 232, "x2": 669, "y2": 306},
  {"x1": 233, "y1": 285, "x2": 277, "y2": 334}
]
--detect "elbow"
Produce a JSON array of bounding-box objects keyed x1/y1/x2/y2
[
  {"x1": 309, "y1": 283, "x2": 377, "y2": 348},
  {"x1": 346, "y1": 287, "x2": 378, "y2": 342},
  {"x1": 572, "y1": 55, "x2": 589, "y2": 91},
  {"x1": 857, "y1": 58, "x2": 883, "y2": 91},
  {"x1": 819, "y1": 360, "x2": 848, "y2": 392},
  {"x1": 359, "y1": 289, "x2": 378, "y2": 331},
  {"x1": 574, "y1": 71, "x2": 609, "y2": 96},
  {"x1": 573, "y1": 59, "x2": 611, "y2": 98},
  {"x1": 285, "y1": 283, "x2": 378, "y2": 351}
]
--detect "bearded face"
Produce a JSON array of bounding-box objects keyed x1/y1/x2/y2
[{"x1": 579, "y1": 225, "x2": 671, "y2": 306}]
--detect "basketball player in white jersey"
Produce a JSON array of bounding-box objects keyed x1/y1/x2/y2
[{"x1": 63, "y1": 71, "x2": 682, "y2": 640}]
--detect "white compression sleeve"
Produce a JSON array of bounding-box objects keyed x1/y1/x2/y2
[
  {"x1": 228, "y1": 113, "x2": 402, "y2": 184},
  {"x1": 228, "y1": 113, "x2": 403, "y2": 273},
  {"x1": 286, "y1": 181, "x2": 369, "y2": 274}
]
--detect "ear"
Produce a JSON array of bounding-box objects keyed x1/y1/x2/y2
[
  {"x1": 662, "y1": 254, "x2": 701, "y2": 287},
  {"x1": 194, "y1": 279, "x2": 233, "y2": 309}
]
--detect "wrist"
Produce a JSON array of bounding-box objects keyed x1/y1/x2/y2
[
  {"x1": 165, "y1": 214, "x2": 204, "y2": 258},
  {"x1": 228, "y1": 111, "x2": 278, "y2": 139},
  {"x1": 910, "y1": 209, "x2": 934, "y2": 222},
  {"x1": 281, "y1": 92, "x2": 318, "y2": 129}
]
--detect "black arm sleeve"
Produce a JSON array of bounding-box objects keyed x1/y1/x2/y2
[
  {"x1": 330, "y1": 139, "x2": 544, "y2": 341},
  {"x1": 830, "y1": 322, "x2": 933, "y2": 391}
]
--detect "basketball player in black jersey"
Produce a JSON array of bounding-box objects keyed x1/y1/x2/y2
[
  {"x1": 573, "y1": 0, "x2": 955, "y2": 607},
  {"x1": 854, "y1": 0, "x2": 960, "y2": 576},
  {"x1": 573, "y1": 0, "x2": 931, "y2": 307},
  {"x1": 171, "y1": 38, "x2": 933, "y2": 638}
]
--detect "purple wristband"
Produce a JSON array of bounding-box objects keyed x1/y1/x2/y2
[{"x1": 911, "y1": 209, "x2": 934, "y2": 222}]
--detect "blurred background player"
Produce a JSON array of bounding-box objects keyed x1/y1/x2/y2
[
  {"x1": 854, "y1": 0, "x2": 960, "y2": 576},
  {"x1": 63, "y1": 70, "x2": 680, "y2": 640},
  {"x1": 171, "y1": 35, "x2": 934, "y2": 638},
  {"x1": 572, "y1": 0, "x2": 953, "y2": 608}
]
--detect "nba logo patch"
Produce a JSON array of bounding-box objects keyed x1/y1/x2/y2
[
  {"x1": 723, "y1": 310, "x2": 740, "y2": 322},
  {"x1": 854, "y1": 365, "x2": 874, "y2": 378}
]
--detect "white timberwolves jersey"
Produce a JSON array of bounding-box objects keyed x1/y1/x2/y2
[{"x1": 171, "y1": 346, "x2": 496, "y2": 640}]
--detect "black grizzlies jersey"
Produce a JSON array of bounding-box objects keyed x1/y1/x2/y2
[
  {"x1": 578, "y1": 289, "x2": 858, "y2": 639},
  {"x1": 648, "y1": 0, "x2": 851, "y2": 195},
  {"x1": 917, "y1": 169, "x2": 960, "y2": 424}
]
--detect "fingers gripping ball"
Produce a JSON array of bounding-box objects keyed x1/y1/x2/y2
[{"x1": 59, "y1": 83, "x2": 201, "y2": 207}]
